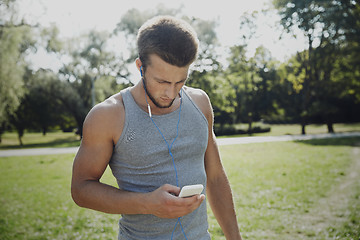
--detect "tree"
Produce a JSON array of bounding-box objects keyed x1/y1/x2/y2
[
  {"x1": 59, "y1": 30, "x2": 129, "y2": 137},
  {"x1": 26, "y1": 69, "x2": 64, "y2": 135},
  {"x1": 227, "y1": 45, "x2": 278, "y2": 134},
  {"x1": 251, "y1": 46, "x2": 279, "y2": 120},
  {"x1": 336, "y1": 1, "x2": 360, "y2": 110},
  {"x1": 227, "y1": 45, "x2": 251, "y2": 125},
  {"x1": 185, "y1": 17, "x2": 228, "y2": 125},
  {"x1": 8, "y1": 99, "x2": 29, "y2": 146},
  {"x1": 0, "y1": 0, "x2": 36, "y2": 141},
  {"x1": 223, "y1": 11, "x2": 286, "y2": 134},
  {"x1": 274, "y1": 52, "x2": 307, "y2": 124},
  {"x1": 273, "y1": 0, "x2": 360, "y2": 133}
]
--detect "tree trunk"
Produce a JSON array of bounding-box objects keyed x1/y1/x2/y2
[
  {"x1": 17, "y1": 131, "x2": 24, "y2": 146},
  {"x1": 301, "y1": 122, "x2": 306, "y2": 135},
  {"x1": 0, "y1": 123, "x2": 5, "y2": 143},
  {"x1": 327, "y1": 122, "x2": 334, "y2": 133},
  {"x1": 248, "y1": 112, "x2": 253, "y2": 135},
  {"x1": 42, "y1": 127, "x2": 47, "y2": 136},
  {"x1": 248, "y1": 121, "x2": 252, "y2": 135}
]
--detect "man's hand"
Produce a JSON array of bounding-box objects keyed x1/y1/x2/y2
[{"x1": 145, "y1": 184, "x2": 205, "y2": 219}]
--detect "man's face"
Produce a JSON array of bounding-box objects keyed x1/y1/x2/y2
[{"x1": 142, "y1": 54, "x2": 190, "y2": 109}]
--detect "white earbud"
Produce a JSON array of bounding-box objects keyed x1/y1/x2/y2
[{"x1": 147, "y1": 104, "x2": 152, "y2": 118}]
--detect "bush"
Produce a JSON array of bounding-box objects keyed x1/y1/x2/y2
[{"x1": 214, "y1": 123, "x2": 271, "y2": 136}]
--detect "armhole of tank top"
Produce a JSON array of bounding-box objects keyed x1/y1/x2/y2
[
  {"x1": 113, "y1": 90, "x2": 130, "y2": 150},
  {"x1": 182, "y1": 88, "x2": 209, "y2": 126}
]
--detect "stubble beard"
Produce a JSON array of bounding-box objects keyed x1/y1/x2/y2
[{"x1": 144, "y1": 80, "x2": 175, "y2": 109}]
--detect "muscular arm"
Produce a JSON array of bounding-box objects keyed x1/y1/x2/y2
[
  {"x1": 71, "y1": 96, "x2": 204, "y2": 218},
  {"x1": 205, "y1": 132, "x2": 242, "y2": 240},
  {"x1": 71, "y1": 99, "x2": 145, "y2": 214},
  {"x1": 188, "y1": 88, "x2": 243, "y2": 239}
]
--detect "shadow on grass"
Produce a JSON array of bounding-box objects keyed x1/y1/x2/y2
[
  {"x1": 0, "y1": 137, "x2": 80, "y2": 150},
  {"x1": 295, "y1": 136, "x2": 360, "y2": 147}
]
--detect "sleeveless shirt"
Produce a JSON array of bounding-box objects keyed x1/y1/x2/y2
[{"x1": 109, "y1": 87, "x2": 211, "y2": 240}]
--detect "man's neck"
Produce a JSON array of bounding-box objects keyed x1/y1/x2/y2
[{"x1": 130, "y1": 83, "x2": 182, "y2": 116}]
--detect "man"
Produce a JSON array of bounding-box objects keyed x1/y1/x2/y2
[{"x1": 71, "y1": 16, "x2": 242, "y2": 240}]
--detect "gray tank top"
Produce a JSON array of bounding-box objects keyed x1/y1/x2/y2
[{"x1": 109, "y1": 87, "x2": 211, "y2": 240}]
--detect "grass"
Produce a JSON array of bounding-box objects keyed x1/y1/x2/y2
[
  {"x1": 263, "y1": 123, "x2": 360, "y2": 136},
  {"x1": 1, "y1": 123, "x2": 360, "y2": 149},
  {"x1": 0, "y1": 131, "x2": 80, "y2": 150},
  {"x1": 0, "y1": 154, "x2": 118, "y2": 240},
  {"x1": 216, "y1": 137, "x2": 360, "y2": 239},
  {"x1": 1, "y1": 137, "x2": 360, "y2": 239},
  {"x1": 218, "y1": 122, "x2": 360, "y2": 138}
]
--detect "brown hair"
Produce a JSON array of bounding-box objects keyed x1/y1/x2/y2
[{"x1": 137, "y1": 16, "x2": 199, "y2": 70}]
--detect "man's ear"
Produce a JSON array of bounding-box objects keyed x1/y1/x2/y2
[{"x1": 135, "y1": 58, "x2": 142, "y2": 71}]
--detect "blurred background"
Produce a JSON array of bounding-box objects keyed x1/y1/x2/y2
[{"x1": 1, "y1": 0, "x2": 359, "y2": 144}]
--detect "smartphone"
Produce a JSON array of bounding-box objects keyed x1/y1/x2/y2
[{"x1": 178, "y1": 184, "x2": 204, "y2": 198}]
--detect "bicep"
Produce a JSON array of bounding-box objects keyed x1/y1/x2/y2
[
  {"x1": 186, "y1": 88, "x2": 225, "y2": 179},
  {"x1": 73, "y1": 140, "x2": 113, "y2": 182},
  {"x1": 72, "y1": 107, "x2": 118, "y2": 183},
  {"x1": 197, "y1": 92, "x2": 225, "y2": 180},
  {"x1": 204, "y1": 130, "x2": 225, "y2": 183}
]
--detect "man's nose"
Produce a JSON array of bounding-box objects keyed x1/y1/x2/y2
[{"x1": 165, "y1": 84, "x2": 178, "y2": 99}]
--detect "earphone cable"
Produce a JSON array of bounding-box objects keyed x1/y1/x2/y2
[{"x1": 142, "y1": 81, "x2": 188, "y2": 239}]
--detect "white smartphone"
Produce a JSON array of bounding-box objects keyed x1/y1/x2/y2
[{"x1": 178, "y1": 184, "x2": 204, "y2": 198}]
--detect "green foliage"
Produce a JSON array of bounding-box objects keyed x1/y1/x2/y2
[
  {"x1": 58, "y1": 30, "x2": 130, "y2": 136},
  {"x1": 273, "y1": 0, "x2": 360, "y2": 133},
  {"x1": 225, "y1": 44, "x2": 280, "y2": 130},
  {"x1": 0, "y1": 18, "x2": 37, "y2": 143},
  {"x1": 1, "y1": 2, "x2": 360, "y2": 141},
  {"x1": 0, "y1": 16, "x2": 34, "y2": 127},
  {"x1": 40, "y1": 23, "x2": 63, "y2": 53},
  {"x1": 214, "y1": 122, "x2": 270, "y2": 136},
  {"x1": 0, "y1": 25, "x2": 25, "y2": 123},
  {"x1": 25, "y1": 69, "x2": 64, "y2": 134}
]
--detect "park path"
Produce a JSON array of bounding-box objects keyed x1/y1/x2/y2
[{"x1": 0, "y1": 131, "x2": 360, "y2": 157}]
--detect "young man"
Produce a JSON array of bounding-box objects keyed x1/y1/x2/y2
[{"x1": 71, "y1": 16, "x2": 242, "y2": 240}]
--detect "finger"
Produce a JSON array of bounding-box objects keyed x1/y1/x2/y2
[
  {"x1": 190, "y1": 194, "x2": 206, "y2": 210},
  {"x1": 162, "y1": 184, "x2": 181, "y2": 195}
]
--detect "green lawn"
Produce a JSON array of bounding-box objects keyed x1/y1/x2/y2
[
  {"x1": 261, "y1": 123, "x2": 360, "y2": 136},
  {"x1": 1, "y1": 123, "x2": 360, "y2": 149},
  {"x1": 217, "y1": 137, "x2": 360, "y2": 239},
  {"x1": 0, "y1": 131, "x2": 80, "y2": 149},
  {"x1": 218, "y1": 122, "x2": 360, "y2": 138},
  {"x1": 1, "y1": 137, "x2": 360, "y2": 239}
]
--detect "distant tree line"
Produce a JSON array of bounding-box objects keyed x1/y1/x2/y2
[{"x1": 0, "y1": 0, "x2": 359, "y2": 145}]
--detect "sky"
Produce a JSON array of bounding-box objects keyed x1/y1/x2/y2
[{"x1": 18, "y1": 0, "x2": 307, "y2": 73}]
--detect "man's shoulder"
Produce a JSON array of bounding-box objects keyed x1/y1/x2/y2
[
  {"x1": 183, "y1": 86, "x2": 212, "y2": 120},
  {"x1": 84, "y1": 92, "x2": 125, "y2": 129},
  {"x1": 183, "y1": 86, "x2": 209, "y2": 101},
  {"x1": 94, "y1": 92, "x2": 124, "y2": 115},
  {"x1": 82, "y1": 91, "x2": 126, "y2": 143}
]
